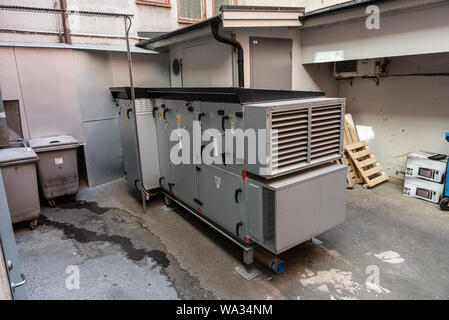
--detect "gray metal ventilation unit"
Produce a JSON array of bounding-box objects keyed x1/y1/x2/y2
[{"x1": 111, "y1": 87, "x2": 347, "y2": 266}]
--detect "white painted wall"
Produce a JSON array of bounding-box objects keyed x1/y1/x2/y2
[
  {"x1": 235, "y1": 27, "x2": 337, "y2": 95},
  {"x1": 240, "y1": 0, "x2": 348, "y2": 11},
  {"x1": 339, "y1": 53, "x2": 449, "y2": 179},
  {"x1": 169, "y1": 37, "x2": 235, "y2": 87}
]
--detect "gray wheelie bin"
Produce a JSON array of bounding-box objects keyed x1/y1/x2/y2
[
  {"x1": 29, "y1": 136, "x2": 79, "y2": 207},
  {"x1": 0, "y1": 147, "x2": 40, "y2": 229}
]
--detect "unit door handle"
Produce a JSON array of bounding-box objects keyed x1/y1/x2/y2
[
  {"x1": 163, "y1": 108, "x2": 170, "y2": 120},
  {"x1": 236, "y1": 222, "x2": 243, "y2": 237},
  {"x1": 11, "y1": 273, "x2": 26, "y2": 290},
  {"x1": 221, "y1": 115, "x2": 229, "y2": 131},
  {"x1": 235, "y1": 188, "x2": 242, "y2": 204}
]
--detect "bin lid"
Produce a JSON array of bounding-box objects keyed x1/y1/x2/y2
[
  {"x1": 29, "y1": 135, "x2": 79, "y2": 152},
  {"x1": 0, "y1": 147, "x2": 38, "y2": 167}
]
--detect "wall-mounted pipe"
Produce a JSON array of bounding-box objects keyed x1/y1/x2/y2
[
  {"x1": 210, "y1": 19, "x2": 244, "y2": 88},
  {"x1": 59, "y1": 0, "x2": 71, "y2": 44}
]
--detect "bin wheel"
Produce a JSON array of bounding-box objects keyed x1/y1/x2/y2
[
  {"x1": 440, "y1": 198, "x2": 449, "y2": 211},
  {"x1": 48, "y1": 200, "x2": 56, "y2": 208},
  {"x1": 29, "y1": 219, "x2": 38, "y2": 230}
]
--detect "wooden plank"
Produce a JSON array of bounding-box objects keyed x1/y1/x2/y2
[
  {"x1": 344, "y1": 114, "x2": 360, "y2": 144},
  {"x1": 351, "y1": 147, "x2": 373, "y2": 159},
  {"x1": 358, "y1": 156, "x2": 378, "y2": 168},
  {"x1": 364, "y1": 173, "x2": 389, "y2": 188},
  {"x1": 361, "y1": 165, "x2": 384, "y2": 177},
  {"x1": 345, "y1": 141, "x2": 367, "y2": 151}
]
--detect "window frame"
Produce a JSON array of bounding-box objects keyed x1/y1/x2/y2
[
  {"x1": 177, "y1": 0, "x2": 207, "y2": 24},
  {"x1": 136, "y1": 0, "x2": 171, "y2": 8},
  {"x1": 212, "y1": 0, "x2": 237, "y2": 16}
]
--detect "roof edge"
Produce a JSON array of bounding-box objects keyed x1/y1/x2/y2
[
  {"x1": 220, "y1": 5, "x2": 305, "y2": 13},
  {"x1": 136, "y1": 15, "x2": 220, "y2": 48},
  {"x1": 301, "y1": 0, "x2": 391, "y2": 19}
]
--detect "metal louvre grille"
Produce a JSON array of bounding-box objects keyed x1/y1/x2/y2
[
  {"x1": 271, "y1": 108, "x2": 309, "y2": 169},
  {"x1": 135, "y1": 99, "x2": 152, "y2": 115},
  {"x1": 270, "y1": 102, "x2": 343, "y2": 175},
  {"x1": 310, "y1": 105, "x2": 342, "y2": 161}
]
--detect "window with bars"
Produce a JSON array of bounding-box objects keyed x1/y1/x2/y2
[
  {"x1": 213, "y1": 0, "x2": 236, "y2": 15},
  {"x1": 177, "y1": 0, "x2": 204, "y2": 22}
]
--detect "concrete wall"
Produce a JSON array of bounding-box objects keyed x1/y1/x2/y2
[{"x1": 339, "y1": 53, "x2": 449, "y2": 179}]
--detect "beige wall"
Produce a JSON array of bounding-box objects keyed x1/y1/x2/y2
[
  {"x1": 0, "y1": 0, "x2": 349, "y2": 46},
  {"x1": 235, "y1": 27, "x2": 337, "y2": 95},
  {"x1": 338, "y1": 53, "x2": 449, "y2": 179}
]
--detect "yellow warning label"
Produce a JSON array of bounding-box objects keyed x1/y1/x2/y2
[{"x1": 176, "y1": 116, "x2": 181, "y2": 124}]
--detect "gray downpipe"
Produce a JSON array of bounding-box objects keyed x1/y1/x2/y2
[{"x1": 210, "y1": 20, "x2": 244, "y2": 88}]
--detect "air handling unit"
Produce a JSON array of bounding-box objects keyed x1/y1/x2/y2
[{"x1": 111, "y1": 87, "x2": 346, "y2": 266}]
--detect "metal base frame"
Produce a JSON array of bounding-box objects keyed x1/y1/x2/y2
[{"x1": 161, "y1": 190, "x2": 256, "y2": 265}]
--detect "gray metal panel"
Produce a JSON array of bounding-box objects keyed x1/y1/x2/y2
[
  {"x1": 136, "y1": 99, "x2": 160, "y2": 190},
  {"x1": 0, "y1": 147, "x2": 37, "y2": 165},
  {"x1": 250, "y1": 37, "x2": 292, "y2": 90},
  {"x1": 274, "y1": 164, "x2": 346, "y2": 253},
  {"x1": 73, "y1": 51, "x2": 116, "y2": 122},
  {"x1": 28, "y1": 135, "x2": 79, "y2": 152},
  {"x1": 196, "y1": 165, "x2": 243, "y2": 237},
  {"x1": 118, "y1": 100, "x2": 139, "y2": 189},
  {"x1": 1, "y1": 162, "x2": 40, "y2": 224},
  {"x1": 155, "y1": 99, "x2": 196, "y2": 203},
  {"x1": 83, "y1": 119, "x2": 123, "y2": 187},
  {"x1": 34, "y1": 148, "x2": 79, "y2": 200},
  {"x1": 0, "y1": 171, "x2": 26, "y2": 299},
  {"x1": 246, "y1": 182, "x2": 262, "y2": 242},
  {"x1": 224, "y1": 103, "x2": 244, "y2": 170},
  {"x1": 243, "y1": 105, "x2": 269, "y2": 177}
]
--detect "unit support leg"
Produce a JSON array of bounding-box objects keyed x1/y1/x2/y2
[
  {"x1": 243, "y1": 248, "x2": 254, "y2": 265},
  {"x1": 142, "y1": 190, "x2": 147, "y2": 213}
]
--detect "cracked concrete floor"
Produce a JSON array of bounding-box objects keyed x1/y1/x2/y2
[{"x1": 13, "y1": 178, "x2": 449, "y2": 300}]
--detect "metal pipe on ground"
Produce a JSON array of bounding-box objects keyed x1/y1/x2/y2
[{"x1": 254, "y1": 248, "x2": 285, "y2": 274}]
